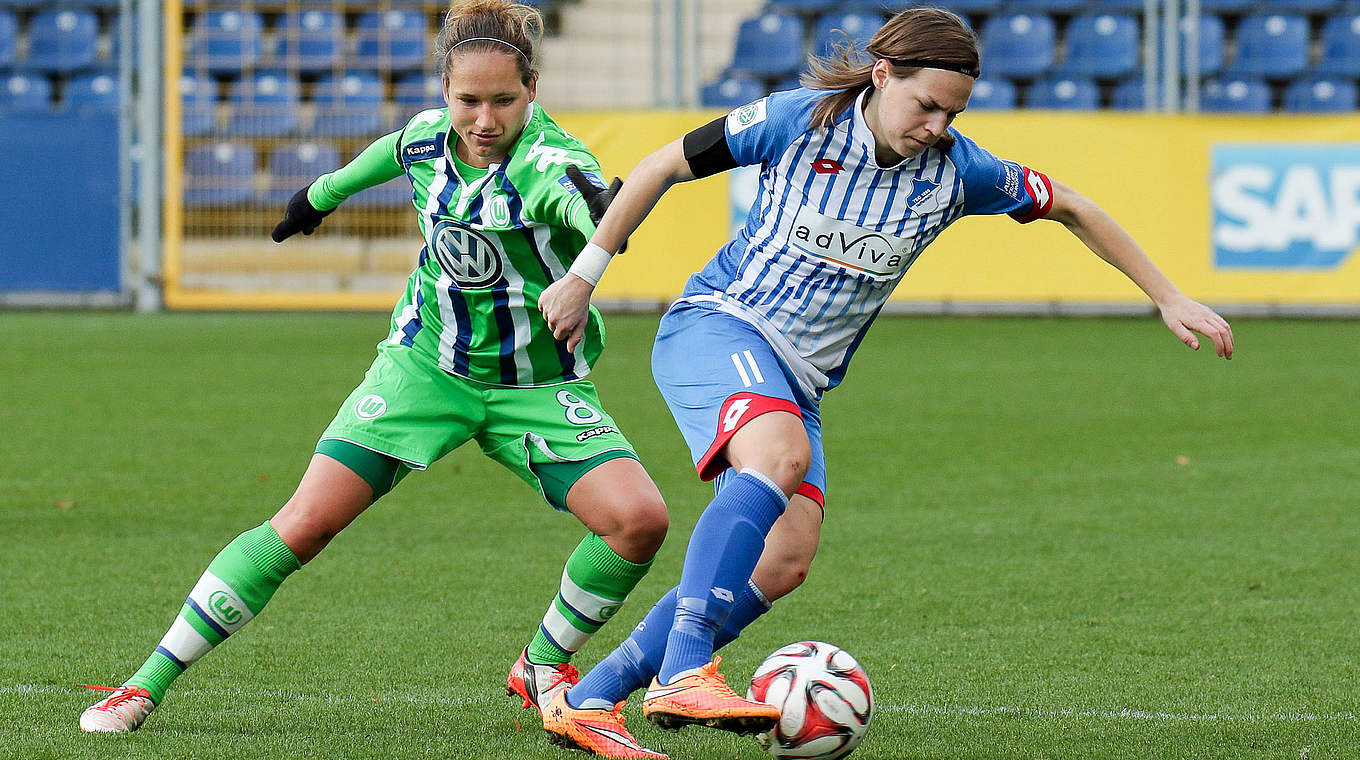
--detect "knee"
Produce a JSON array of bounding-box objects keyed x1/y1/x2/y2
[
  {"x1": 753, "y1": 443, "x2": 811, "y2": 498},
  {"x1": 597, "y1": 493, "x2": 668, "y2": 561},
  {"x1": 757, "y1": 553, "x2": 811, "y2": 601}
]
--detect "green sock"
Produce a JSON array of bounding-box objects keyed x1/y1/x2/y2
[
  {"x1": 527, "y1": 533, "x2": 652, "y2": 666},
  {"x1": 125, "y1": 521, "x2": 301, "y2": 703}
]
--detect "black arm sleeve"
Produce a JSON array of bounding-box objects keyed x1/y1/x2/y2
[{"x1": 683, "y1": 116, "x2": 739, "y2": 179}]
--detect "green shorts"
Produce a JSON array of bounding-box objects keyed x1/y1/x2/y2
[{"x1": 320, "y1": 345, "x2": 638, "y2": 510}]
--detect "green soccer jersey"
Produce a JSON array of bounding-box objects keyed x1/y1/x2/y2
[{"x1": 309, "y1": 104, "x2": 607, "y2": 386}]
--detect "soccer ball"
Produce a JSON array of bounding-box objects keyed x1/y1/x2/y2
[{"x1": 746, "y1": 641, "x2": 873, "y2": 760}]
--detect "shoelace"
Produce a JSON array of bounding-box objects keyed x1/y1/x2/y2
[
  {"x1": 83, "y1": 684, "x2": 150, "y2": 709},
  {"x1": 546, "y1": 663, "x2": 580, "y2": 691}
]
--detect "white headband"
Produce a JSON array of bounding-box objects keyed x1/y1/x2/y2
[{"x1": 446, "y1": 36, "x2": 528, "y2": 62}]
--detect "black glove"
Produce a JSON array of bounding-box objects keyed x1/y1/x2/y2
[
  {"x1": 565, "y1": 165, "x2": 628, "y2": 254},
  {"x1": 271, "y1": 184, "x2": 334, "y2": 243}
]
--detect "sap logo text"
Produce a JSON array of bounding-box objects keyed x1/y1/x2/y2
[{"x1": 1212, "y1": 144, "x2": 1360, "y2": 269}]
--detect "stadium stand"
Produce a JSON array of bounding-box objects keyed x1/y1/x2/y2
[
  {"x1": 353, "y1": 10, "x2": 429, "y2": 72},
  {"x1": 275, "y1": 10, "x2": 344, "y2": 74},
  {"x1": 1004, "y1": 0, "x2": 1087, "y2": 15},
  {"x1": 1200, "y1": 76, "x2": 1273, "y2": 111},
  {"x1": 1059, "y1": 14, "x2": 1139, "y2": 79},
  {"x1": 1110, "y1": 77, "x2": 1148, "y2": 109},
  {"x1": 184, "y1": 141, "x2": 256, "y2": 207},
  {"x1": 187, "y1": 10, "x2": 263, "y2": 74},
  {"x1": 728, "y1": 12, "x2": 805, "y2": 78},
  {"x1": 24, "y1": 9, "x2": 98, "y2": 73},
  {"x1": 1283, "y1": 75, "x2": 1358, "y2": 110},
  {"x1": 0, "y1": 11, "x2": 15, "y2": 71},
  {"x1": 62, "y1": 71, "x2": 118, "y2": 112},
  {"x1": 391, "y1": 71, "x2": 444, "y2": 109},
  {"x1": 968, "y1": 77, "x2": 1018, "y2": 108},
  {"x1": 980, "y1": 14, "x2": 1056, "y2": 78},
  {"x1": 1317, "y1": 14, "x2": 1360, "y2": 75},
  {"x1": 1025, "y1": 75, "x2": 1101, "y2": 108},
  {"x1": 1, "y1": 72, "x2": 51, "y2": 111},
  {"x1": 699, "y1": 74, "x2": 764, "y2": 107},
  {"x1": 1228, "y1": 14, "x2": 1310, "y2": 78},
  {"x1": 225, "y1": 71, "x2": 301, "y2": 137},
  {"x1": 311, "y1": 72, "x2": 385, "y2": 137},
  {"x1": 264, "y1": 141, "x2": 341, "y2": 206},
  {"x1": 811, "y1": 12, "x2": 882, "y2": 59},
  {"x1": 181, "y1": 71, "x2": 217, "y2": 137}
]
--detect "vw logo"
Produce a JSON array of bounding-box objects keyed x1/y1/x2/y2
[{"x1": 431, "y1": 219, "x2": 503, "y2": 288}]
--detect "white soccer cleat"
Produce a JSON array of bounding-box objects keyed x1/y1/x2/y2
[{"x1": 79, "y1": 685, "x2": 156, "y2": 733}]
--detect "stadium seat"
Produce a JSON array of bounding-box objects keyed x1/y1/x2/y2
[
  {"x1": 264, "y1": 141, "x2": 341, "y2": 205},
  {"x1": 1282, "y1": 76, "x2": 1358, "y2": 111},
  {"x1": 226, "y1": 71, "x2": 301, "y2": 137},
  {"x1": 699, "y1": 74, "x2": 764, "y2": 107},
  {"x1": 930, "y1": 0, "x2": 1002, "y2": 15},
  {"x1": 348, "y1": 176, "x2": 412, "y2": 208},
  {"x1": 24, "y1": 9, "x2": 98, "y2": 73},
  {"x1": 1228, "y1": 15, "x2": 1309, "y2": 78},
  {"x1": 1110, "y1": 76, "x2": 1148, "y2": 109},
  {"x1": 1199, "y1": 77, "x2": 1271, "y2": 111},
  {"x1": 811, "y1": 12, "x2": 883, "y2": 60},
  {"x1": 765, "y1": 0, "x2": 839, "y2": 12},
  {"x1": 967, "y1": 77, "x2": 1017, "y2": 108},
  {"x1": 1196, "y1": 0, "x2": 1256, "y2": 12},
  {"x1": 1174, "y1": 14, "x2": 1226, "y2": 76},
  {"x1": 979, "y1": 14, "x2": 1056, "y2": 78},
  {"x1": 62, "y1": 71, "x2": 118, "y2": 112},
  {"x1": 354, "y1": 11, "x2": 429, "y2": 72},
  {"x1": 1316, "y1": 15, "x2": 1360, "y2": 76},
  {"x1": 311, "y1": 72, "x2": 385, "y2": 136},
  {"x1": 181, "y1": 71, "x2": 216, "y2": 137},
  {"x1": 1087, "y1": 0, "x2": 1146, "y2": 12},
  {"x1": 188, "y1": 10, "x2": 263, "y2": 74},
  {"x1": 1003, "y1": 0, "x2": 1086, "y2": 14},
  {"x1": 393, "y1": 71, "x2": 444, "y2": 110},
  {"x1": 1259, "y1": 0, "x2": 1342, "y2": 13},
  {"x1": 275, "y1": 11, "x2": 343, "y2": 74},
  {"x1": 1060, "y1": 14, "x2": 1139, "y2": 78},
  {"x1": 1024, "y1": 75, "x2": 1100, "y2": 108},
  {"x1": 184, "y1": 141, "x2": 256, "y2": 206},
  {"x1": 728, "y1": 13, "x2": 805, "y2": 79},
  {"x1": 0, "y1": 12, "x2": 15, "y2": 70},
  {"x1": 0, "y1": 72, "x2": 51, "y2": 111}
]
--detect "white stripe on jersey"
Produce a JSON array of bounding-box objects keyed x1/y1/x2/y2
[{"x1": 420, "y1": 154, "x2": 467, "y2": 376}]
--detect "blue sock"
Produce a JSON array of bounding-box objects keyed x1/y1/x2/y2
[
  {"x1": 567, "y1": 581, "x2": 771, "y2": 709},
  {"x1": 657, "y1": 470, "x2": 786, "y2": 684}
]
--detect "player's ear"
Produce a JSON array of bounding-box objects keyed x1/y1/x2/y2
[
  {"x1": 871, "y1": 59, "x2": 891, "y2": 90},
  {"x1": 441, "y1": 73, "x2": 452, "y2": 106},
  {"x1": 526, "y1": 74, "x2": 537, "y2": 103}
]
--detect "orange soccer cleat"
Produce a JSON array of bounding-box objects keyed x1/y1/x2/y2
[
  {"x1": 506, "y1": 647, "x2": 581, "y2": 717},
  {"x1": 541, "y1": 689, "x2": 669, "y2": 759},
  {"x1": 641, "y1": 657, "x2": 779, "y2": 735}
]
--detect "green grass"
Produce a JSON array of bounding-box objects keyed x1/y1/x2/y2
[{"x1": 1, "y1": 312, "x2": 1356, "y2": 760}]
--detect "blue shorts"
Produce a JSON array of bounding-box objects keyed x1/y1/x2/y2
[{"x1": 651, "y1": 301, "x2": 826, "y2": 508}]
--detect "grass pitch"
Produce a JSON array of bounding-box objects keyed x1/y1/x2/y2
[{"x1": 1, "y1": 312, "x2": 1356, "y2": 760}]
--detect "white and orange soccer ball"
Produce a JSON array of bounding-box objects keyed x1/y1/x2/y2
[{"x1": 746, "y1": 641, "x2": 874, "y2": 760}]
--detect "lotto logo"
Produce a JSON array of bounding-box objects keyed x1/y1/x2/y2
[{"x1": 1212, "y1": 144, "x2": 1360, "y2": 269}]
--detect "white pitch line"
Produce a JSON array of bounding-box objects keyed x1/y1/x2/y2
[{"x1": 12, "y1": 685, "x2": 1356, "y2": 724}]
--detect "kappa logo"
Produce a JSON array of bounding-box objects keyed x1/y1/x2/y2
[
  {"x1": 575, "y1": 425, "x2": 618, "y2": 442},
  {"x1": 354, "y1": 394, "x2": 387, "y2": 420},
  {"x1": 402, "y1": 139, "x2": 442, "y2": 163},
  {"x1": 431, "y1": 218, "x2": 504, "y2": 288},
  {"x1": 524, "y1": 132, "x2": 586, "y2": 173}
]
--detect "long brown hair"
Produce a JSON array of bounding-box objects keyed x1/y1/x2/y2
[
  {"x1": 434, "y1": 0, "x2": 543, "y2": 85},
  {"x1": 804, "y1": 7, "x2": 979, "y2": 131}
]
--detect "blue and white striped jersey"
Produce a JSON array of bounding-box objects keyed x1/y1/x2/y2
[{"x1": 677, "y1": 87, "x2": 1053, "y2": 399}]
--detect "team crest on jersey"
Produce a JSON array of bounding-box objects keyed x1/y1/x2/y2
[
  {"x1": 487, "y1": 194, "x2": 512, "y2": 227},
  {"x1": 787, "y1": 205, "x2": 914, "y2": 279},
  {"x1": 431, "y1": 218, "x2": 503, "y2": 288},
  {"x1": 727, "y1": 98, "x2": 768, "y2": 136},
  {"x1": 906, "y1": 176, "x2": 946, "y2": 213}
]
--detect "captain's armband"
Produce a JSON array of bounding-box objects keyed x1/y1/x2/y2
[{"x1": 683, "y1": 117, "x2": 738, "y2": 179}]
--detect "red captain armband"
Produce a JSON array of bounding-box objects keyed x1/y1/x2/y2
[{"x1": 1007, "y1": 167, "x2": 1054, "y2": 224}]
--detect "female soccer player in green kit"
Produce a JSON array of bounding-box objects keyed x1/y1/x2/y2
[{"x1": 80, "y1": 0, "x2": 668, "y2": 735}]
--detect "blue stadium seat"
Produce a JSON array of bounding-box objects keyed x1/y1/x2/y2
[
  {"x1": 180, "y1": 71, "x2": 216, "y2": 137},
  {"x1": 1228, "y1": 14, "x2": 1309, "y2": 78},
  {"x1": 24, "y1": 9, "x2": 98, "y2": 73},
  {"x1": 1282, "y1": 76, "x2": 1358, "y2": 111},
  {"x1": 1259, "y1": 0, "x2": 1342, "y2": 13},
  {"x1": 62, "y1": 71, "x2": 118, "y2": 112},
  {"x1": 765, "y1": 0, "x2": 839, "y2": 12},
  {"x1": 967, "y1": 77, "x2": 1017, "y2": 108},
  {"x1": 1087, "y1": 0, "x2": 1146, "y2": 12},
  {"x1": 812, "y1": 12, "x2": 883, "y2": 59},
  {"x1": 0, "y1": 72, "x2": 51, "y2": 111},
  {"x1": 312, "y1": 72, "x2": 385, "y2": 136},
  {"x1": 1196, "y1": 0, "x2": 1256, "y2": 12},
  {"x1": 1003, "y1": 0, "x2": 1086, "y2": 15},
  {"x1": 348, "y1": 176, "x2": 412, "y2": 208},
  {"x1": 931, "y1": 0, "x2": 1002, "y2": 15},
  {"x1": 188, "y1": 10, "x2": 263, "y2": 74},
  {"x1": 275, "y1": 11, "x2": 343, "y2": 74},
  {"x1": 1316, "y1": 15, "x2": 1360, "y2": 76},
  {"x1": 226, "y1": 71, "x2": 301, "y2": 137},
  {"x1": 264, "y1": 142, "x2": 341, "y2": 205},
  {"x1": 1199, "y1": 77, "x2": 1271, "y2": 111},
  {"x1": 1110, "y1": 76, "x2": 1148, "y2": 109},
  {"x1": 184, "y1": 141, "x2": 255, "y2": 207},
  {"x1": 700, "y1": 75, "x2": 764, "y2": 107},
  {"x1": 1174, "y1": 14, "x2": 1226, "y2": 76},
  {"x1": 1024, "y1": 75, "x2": 1100, "y2": 108},
  {"x1": 980, "y1": 14, "x2": 1056, "y2": 78},
  {"x1": 0, "y1": 12, "x2": 15, "y2": 70},
  {"x1": 729, "y1": 13, "x2": 805, "y2": 78},
  {"x1": 1060, "y1": 14, "x2": 1139, "y2": 78},
  {"x1": 392, "y1": 71, "x2": 444, "y2": 109},
  {"x1": 354, "y1": 11, "x2": 429, "y2": 72}
]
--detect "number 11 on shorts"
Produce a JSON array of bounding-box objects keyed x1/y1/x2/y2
[{"x1": 730, "y1": 350, "x2": 764, "y2": 388}]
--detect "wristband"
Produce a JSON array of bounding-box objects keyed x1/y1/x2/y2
[{"x1": 567, "y1": 242, "x2": 613, "y2": 286}]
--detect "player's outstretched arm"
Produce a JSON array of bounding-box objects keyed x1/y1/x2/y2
[
  {"x1": 540, "y1": 138, "x2": 696, "y2": 352},
  {"x1": 1044, "y1": 179, "x2": 1235, "y2": 360},
  {"x1": 272, "y1": 131, "x2": 405, "y2": 243},
  {"x1": 271, "y1": 184, "x2": 334, "y2": 242}
]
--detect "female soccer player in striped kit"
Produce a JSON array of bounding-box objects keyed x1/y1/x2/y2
[
  {"x1": 79, "y1": 0, "x2": 669, "y2": 735},
  {"x1": 537, "y1": 7, "x2": 1234, "y2": 758}
]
